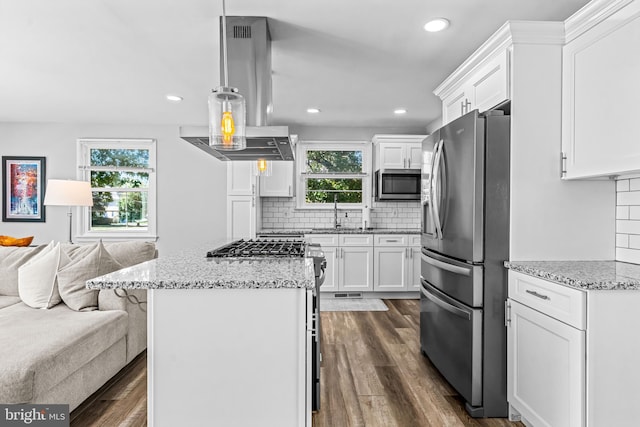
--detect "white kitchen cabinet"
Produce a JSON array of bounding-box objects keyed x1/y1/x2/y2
[
  {"x1": 227, "y1": 161, "x2": 255, "y2": 196},
  {"x1": 408, "y1": 235, "x2": 422, "y2": 291},
  {"x1": 374, "y1": 234, "x2": 410, "y2": 292},
  {"x1": 372, "y1": 135, "x2": 426, "y2": 170},
  {"x1": 306, "y1": 234, "x2": 373, "y2": 293},
  {"x1": 259, "y1": 161, "x2": 294, "y2": 197},
  {"x1": 437, "y1": 48, "x2": 510, "y2": 125},
  {"x1": 507, "y1": 269, "x2": 640, "y2": 427},
  {"x1": 561, "y1": 0, "x2": 640, "y2": 179},
  {"x1": 227, "y1": 162, "x2": 259, "y2": 239},
  {"x1": 227, "y1": 195, "x2": 258, "y2": 240}
]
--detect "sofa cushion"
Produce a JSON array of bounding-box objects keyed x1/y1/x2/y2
[
  {"x1": 18, "y1": 242, "x2": 70, "y2": 309},
  {"x1": 0, "y1": 296, "x2": 21, "y2": 309},
  {"x1": 0, "y1": 302, "x2": 128, "y2": 403},
  {"x1": 57, "y1": 241, "x2": 123, "y2": 311},
  {"x1": 0, "y1": 245, "x2": 48, "y2": 296}
]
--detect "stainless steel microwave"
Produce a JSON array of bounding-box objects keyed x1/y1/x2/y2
[{"x1": 374, "y1": 169, "x2": 421, "y2": 201}]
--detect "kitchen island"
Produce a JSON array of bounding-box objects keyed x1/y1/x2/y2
[{"x1": 87, "y1": 241, "x2": 316, "y2": 427}]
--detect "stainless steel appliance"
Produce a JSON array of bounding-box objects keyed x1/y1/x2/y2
[
  {"x1": 374, "y1": 169, "x2": 421, "y2": 201},
  {"x1": 207, "y1": 238, "x2": 326, "y2": 411},
  {"x1": 420, "y1": 109, "x2": 510, "y2": 418}
]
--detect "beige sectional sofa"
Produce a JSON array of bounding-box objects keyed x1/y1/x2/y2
[{"x1": 0, "y1": 241, "x2": 155, "y2": 411}]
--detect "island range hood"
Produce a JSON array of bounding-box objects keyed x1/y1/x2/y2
[{"x1": 180, "y1": 16, "x2": 294, "y2": 161}]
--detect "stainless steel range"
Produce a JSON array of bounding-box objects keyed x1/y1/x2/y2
[{"x1": 207, "y1": 238, "x2": 326, "y2": 412}]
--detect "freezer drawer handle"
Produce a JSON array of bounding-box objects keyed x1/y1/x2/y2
[
  {"x1": 421, "y1": 254, "x2": 471, "y2": 276},
  {"x1": 525, "y1": 289, "x2": 550, "y2": 300},
  {"x1": 421, "y1": 284, "x2": 471, "y2": 320}
]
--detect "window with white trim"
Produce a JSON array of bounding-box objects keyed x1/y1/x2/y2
[
  {"x1": 77, "y1": 138, "x2": 157, "y2": 240},
  {"x1": 296, "y1": 141, "x2": 371, "y2": 209}
]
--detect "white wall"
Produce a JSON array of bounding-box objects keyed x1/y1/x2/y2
[
  {"x1": 0, "y1": 122, "x2": 227, "y2": 255},
  {"x1": 509, "y1": 43, "x2": 615, "y2": 261}
]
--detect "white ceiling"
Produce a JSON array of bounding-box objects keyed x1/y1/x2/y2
[{"x1": 0, "y1": 0, "x2": 590, "y2": 130}]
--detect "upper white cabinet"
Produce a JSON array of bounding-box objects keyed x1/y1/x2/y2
[
  {"x1": 561, "y1": 0, "x2": 640, "y2": 179},
  {"x1": 259, "y1": 161, "x2": 294, "y2": 197},
  {"x1": 437, "y1": 48, "x2": 510, "y2": 125},
  {"x1": 372, "y1": 135, "x2": 426, "y2": 170},
  {"x1": 227, "y1": 161, "x2": 255, "y2": 196}
]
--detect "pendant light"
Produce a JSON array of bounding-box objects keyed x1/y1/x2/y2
[
  {"x1": 253, "y1": 158, "x2": 273, "y2": 177},
  {"x1": 209, "y1": 0, "x2": 246, "y2": 150}
]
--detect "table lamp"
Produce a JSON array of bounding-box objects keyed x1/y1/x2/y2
[{"x1": 43, "y1": 179, "x2": 93, "y2": 243}]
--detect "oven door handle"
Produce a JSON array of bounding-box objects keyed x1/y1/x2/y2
[
  {"x1": 421, "y1": 253, "x2": 471, "y2": 276},
  {"x1": 421, "y1": 281, "x2": 471, "y2": 320}
]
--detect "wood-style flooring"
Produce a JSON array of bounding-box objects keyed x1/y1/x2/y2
[
  {"x1": 70, "y1": 299, "x2": 524, "y2": 427},
  {"x1": 314, "y1": 299, "x2": 523, "y2": 427}
]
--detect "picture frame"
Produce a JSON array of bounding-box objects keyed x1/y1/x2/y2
[{"x1": 2, "y1": 156, "x2": 46, "y2": 222}]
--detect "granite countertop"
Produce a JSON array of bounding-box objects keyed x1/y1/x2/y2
[
  {"x1": 258, "y1": 228, "x2": 421, "y2": 235},
  {"x1": 505, "y1": 260, "x2": 640, "y2": 291},
  {"x1": 87, "y1": 241, "x2": 316, "y2": 290}
]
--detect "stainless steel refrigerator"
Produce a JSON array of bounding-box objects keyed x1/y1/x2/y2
[{"x1": 420, "y1": 108, "x2": 510, "y2": 418}]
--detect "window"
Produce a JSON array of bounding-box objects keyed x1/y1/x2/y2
[
  {"x1": 296, "y1": 141, "x2": 371, "y2": 209},
  {"x1": 77, "y1": 138, "x2": 156, "y2": 240}
]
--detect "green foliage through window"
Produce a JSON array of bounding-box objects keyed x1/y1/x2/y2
[
  {"x1": 88, "y1": 148, "x2": 150, "y2": 231},
  {"x1": 304, "y1": 149, "x2": 364, "y2": 204}
]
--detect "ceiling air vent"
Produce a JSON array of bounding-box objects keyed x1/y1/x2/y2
[{"x1": 233, "y1": 25, "x2": 252, "y2": 39}]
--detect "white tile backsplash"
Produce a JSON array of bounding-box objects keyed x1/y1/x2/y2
[
  {"x1": 260, "y1": 198, "x2": 420, "y2": 230},
  {"x1": 616, "y1": 177, "x2": 640, "y2": 264}
]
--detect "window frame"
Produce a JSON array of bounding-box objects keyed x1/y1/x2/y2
[
  {"x1": 76, "y1": 138, "x2": 157, "y2": 241},
  {"x1": 296, "y1": 141, "x2": 371, "y2": 209}
]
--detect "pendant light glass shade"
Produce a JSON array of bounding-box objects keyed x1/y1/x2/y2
[
  {"x1": 253, "y1": 158, "x2": 272, "y2": 176},
  {"x1": 209, "y1": 86, "x2": 247, "y2": 150}
]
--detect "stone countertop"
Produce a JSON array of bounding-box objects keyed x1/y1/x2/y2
[
  {"x1": 87, "y1": 241, "x2": 316, "y2": 290},
  {"x1": 504, "y1": 260, "x2": 640, "y2": 291},
  {"x1": 258, "y1": 228, "x2": 421, "y2": 235}
]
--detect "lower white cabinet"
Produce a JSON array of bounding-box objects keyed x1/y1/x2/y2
[
  {"x1": 306, "y1": 234, "x2": 374, "y2": 293},
  {"x1": 507, "y1": 270, "x2": 640, "y2": 427},
  {"x1": 374, "y1": 234, "x2": 421, "y2": 292},
  {"x1": 507, "y1": 299, "x2": 585, "y2": 427}
]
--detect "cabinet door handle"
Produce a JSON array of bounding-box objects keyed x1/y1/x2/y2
[
  {"x1": 252, "y1": 184, "x2": 256, "y2": 195},
  {"x1": 526, "y1": 289, "x2": 550, "y2": 300},
  {"x1": 461, "y1": 101, "x2": 465, "y2": 116},
  {"x1": 405, "y1": 248, "x2": 409, "y2": 258},
  {"x1": 408, "y1": 158, "x2": 411, "y2": 168},
  {"x1": 288, "y1": 185, "x2": 292, "y2": 196}
]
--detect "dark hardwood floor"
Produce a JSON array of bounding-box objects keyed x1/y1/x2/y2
[{"x1": 71, "y1": 299, "x2": 523, "y2": 427}]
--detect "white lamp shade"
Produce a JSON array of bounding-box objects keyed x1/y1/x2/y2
[{"x1": 43, "y1": 179, "x2": 93, "y2": 207}]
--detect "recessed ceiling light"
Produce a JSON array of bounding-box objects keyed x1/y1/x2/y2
[
  {"x1": 394, "y1": 108, "x2": 407, "y2": 115},
  {"x1": 424, "y1": 18, "x2": 450, "y2": 32},
  {"x1": 166, "y1": 94, "x2": 183, "y2": 102},
  {"x1": 306, "y1": 108, "x2": 321, "y2": 114}
]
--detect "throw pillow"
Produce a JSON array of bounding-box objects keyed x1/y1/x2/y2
[
  {"x1": 0, "y1": 244, "x2": 49, "y2": 296},
  {"x1": 104, "y1": 241, "x2": 156, "y2": 267},
  {"x1": 18, "y1": 242, "x2": 71, "y2": 309},
  {"x1": 57, "y1": 241, "x2": 123, "y2": 311},
  {"x1": 0, "y1": 235, "x2": 34, "y2": 247}
]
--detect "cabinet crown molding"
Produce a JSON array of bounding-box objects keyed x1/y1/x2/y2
[
  {"x1": 564, "y1": 0, "x2": 634, "y2": 43},
  {"x1": 434, "y1": 21, "x2": 564, "y2": 99},
  {"x1": 372, "y1": 134, "x2": 427, "y2": 144}
]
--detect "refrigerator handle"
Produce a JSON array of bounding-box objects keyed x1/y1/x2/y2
[
  {"x1": 421, "y1": 253, "x2": 471, "y2": 276},
  {"x1": 431, "y1": 140, "x2": 444, "y2": 239},
  {"x1": 421, "y1": 280, "x2": 471, "y2": 320},
  {"x1": 427, "y1": 139, "x2": 438, "y2": 237}
]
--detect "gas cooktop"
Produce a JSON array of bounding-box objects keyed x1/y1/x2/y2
[{"x1": 206, "y1": 239, "x2": 307, "y2": 258}]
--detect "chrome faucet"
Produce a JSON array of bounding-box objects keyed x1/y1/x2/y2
[{"x1": 333, "y1": 194, "x2": 340, "y2": 229}]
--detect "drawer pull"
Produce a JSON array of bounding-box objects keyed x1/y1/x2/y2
[
  {"x1": 526, "y1": 290, "x2": 550, "y2": 300},
  {"x1": 385, "y1": 239, "x2": 399, "y2": 242}
]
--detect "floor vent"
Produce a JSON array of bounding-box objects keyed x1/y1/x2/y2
[{"x1": 334, "y1": 292, "x2": 363, "y2": 299}]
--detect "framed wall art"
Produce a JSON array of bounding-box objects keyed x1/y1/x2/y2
[{"x1": 2, "y1": 156, "x2": 46, "y2": 222}]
